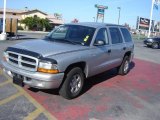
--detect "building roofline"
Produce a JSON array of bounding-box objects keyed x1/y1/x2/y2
[
  {"x1": 21, "y1": 9, "x2": 48, "y2": 15},
  {"x1": 0, "y1": 8, "x2": 25, "y2": 13}
]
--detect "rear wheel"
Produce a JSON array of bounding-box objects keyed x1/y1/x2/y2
[
  {"x1": 118, "y1": 56, "x2": 130, "y2": 75},
  {"x1": 152, "y1": 42, "x2": 159, "y2": 49},
  {"x1": 59, "y1": 67, "x2": 84, "y2": 99}
]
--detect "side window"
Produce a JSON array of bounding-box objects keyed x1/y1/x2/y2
[
  {"x1": 95, "y1": 28, "x2": 109, "y2": 45},
  {"x1": 121, "y1": 28, "x2": 132, "y2": 42},
  {"x1": 109, "y1": 27, "x2": 123, "y2": 44}
]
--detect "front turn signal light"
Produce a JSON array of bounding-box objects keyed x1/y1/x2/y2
[{"x1": 37, "y1": 68, "x2": 59, "y2": 74}]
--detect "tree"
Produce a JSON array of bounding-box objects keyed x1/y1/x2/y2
[
  {"x1": 21, "y1": 17, "x2": 51, "y2": 31},
  {"x1": 40, "y1": 18, "x2": 51, "y2": 31},
  {"x1": 21, "y1": 17, "x2": 34, "y2": 30},
  {"x1": 124, "y1": 23, "x2": 131, "y2": 31},
  {"x1": 71, "y1": 18, "x2": 79, "y2": 23}
]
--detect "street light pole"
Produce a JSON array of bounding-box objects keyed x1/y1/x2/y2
[
  {"x1": 2, "y1": 0, "x2": 6, "y2": 34},
  {"x1": 148, "y1": 0, "x2": 155, "y2": 38},
  {"x1": 117, "y1": 7, "x2": 121, "y2": 25},
  {"x1": 0, "y1": 0, "x2": 7, "y2": 41}
]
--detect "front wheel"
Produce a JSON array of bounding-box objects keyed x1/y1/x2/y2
[
  {"x1": 152, "y1": 42, "x2": 159, "y2": 49},
  {"x1": 118, "y1": 56, "x2": 130, "y2": 75},
  {"x1": 59, "y1": 67, "x2": 84, "y2": 99}
]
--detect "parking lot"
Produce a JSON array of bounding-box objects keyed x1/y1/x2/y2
[{"x1": 0, "y1": 32, "x2": 160, "y2": 120}]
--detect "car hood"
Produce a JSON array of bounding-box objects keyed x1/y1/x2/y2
[{"x1": 11, "y1": 39, "x2": 89, "y2": 57}]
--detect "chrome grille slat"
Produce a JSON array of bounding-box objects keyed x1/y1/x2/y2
[
  {"x1": 8, "y1": 58, "x2": 18, "y2": 65},
  {"x1": 8, "y1": 56, "x2": 18, "y2": 61},
  {"x1": 6, "y1": 51, "x2": 39, "y2": 71},
  {"x1": 20, "y1": 60, "x2": 37, "y2": 66}
]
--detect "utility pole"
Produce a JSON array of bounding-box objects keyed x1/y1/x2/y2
[
  {"x1": 0, "y1": 0, "x2": 7, "y2": 41},
  {"x1": 148, "y1": 0, "x2": 155, "y2": 38},
  {"x1": 117, "y1": 7, "x2": 121, "y2": 25}
]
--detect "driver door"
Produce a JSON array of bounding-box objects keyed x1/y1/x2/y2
[{"x1": 88, "y1": 28, "x2": 112, "y2": 76}]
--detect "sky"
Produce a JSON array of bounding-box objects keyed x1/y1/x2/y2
[{"x1": 0, "y1": 0, "x2": 160, "y2": 28}]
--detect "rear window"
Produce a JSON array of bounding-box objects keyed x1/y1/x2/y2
[{"x1": 121, "y1": 28, "x2": 132, "y2": 42}]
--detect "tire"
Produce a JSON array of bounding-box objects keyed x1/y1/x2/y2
[
  {"x1": 118, "y1": 56, "x2": 130, "y2": 75},
  {"x1": 147, "y1": 45, "x2": 151, "y2": 48},
  {"x1": 59, "y1": 67, "x2": 84, "y2": 99},
  {"x1": 152, "y1": 42, "x2": 159, "y2": 49}
]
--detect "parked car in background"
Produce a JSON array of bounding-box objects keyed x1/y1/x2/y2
[
  {"x1": 1, "y1": 22, "x2": 134, "y2": 99},
  {"x1": 144, "y1": 37, "x2": 160, "y2": 49}
]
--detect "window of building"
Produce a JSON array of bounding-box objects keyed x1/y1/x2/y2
[{"x1": 13, "y1": 13, "x2": 16, "y2": 15}]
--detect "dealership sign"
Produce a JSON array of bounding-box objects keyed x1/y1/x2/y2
[
  {"x1": 97, "y1": 9, "x2": 104, "y2": 19},
  {"x1": 95, "y1": 4, "x2": 108, "y2": 22},
  {"x1": 137, "y1": 17, "x2": 154, "y2": 31}
]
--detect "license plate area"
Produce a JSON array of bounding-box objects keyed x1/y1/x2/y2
[{"x1": 13, "y1": 74, "x2": 24, "y2": 87}]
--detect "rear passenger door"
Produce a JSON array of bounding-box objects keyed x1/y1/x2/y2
[
  {"x1": 108, "y1": 27, "x2": 126, "y2": 67},
  {"x1": 120, "y1": 27, "x2": 134, "y2": 52}
]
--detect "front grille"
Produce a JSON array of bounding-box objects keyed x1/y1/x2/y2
[
  {"x1": 9, "y1": 58, "x2": 18, "y2": 64},
  {"x1": 6, "y1": 51, "x2": 39, "y2": 71}
]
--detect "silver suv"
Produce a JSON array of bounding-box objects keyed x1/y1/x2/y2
[{"x1": 1, "y1": 22, "x2": 134, "y2": 99}]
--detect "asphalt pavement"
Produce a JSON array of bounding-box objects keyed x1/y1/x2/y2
[{"x1": 134, "y1": 40, "x2": 160, "y2": 64}]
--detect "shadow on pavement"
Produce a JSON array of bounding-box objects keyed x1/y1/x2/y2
[{"x1": 81, "y1": 61, "x2": 135, "y2": 95}]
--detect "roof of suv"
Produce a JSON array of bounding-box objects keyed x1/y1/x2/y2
[{"x1": 66, "y1": 22, "x2": 125, "y2": 28}]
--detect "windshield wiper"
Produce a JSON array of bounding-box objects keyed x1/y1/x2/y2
[
  {"x1": 62, "y1": 39, "x2": 78, "y2": 45},
  {"x1": 54, "y1": 38, "x2": 81, "y2": 45},
  {"x1": 72, "y1": 40, "x2": 84, "y2": 45},
  {"x1": 44, "y1": 37, "x2": 84, "y2": 45}
]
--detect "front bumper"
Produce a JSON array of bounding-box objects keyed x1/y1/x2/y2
[
  {"x1": 1, "y1": 60, "x2": 64, "y2": 89},
  {"x1": 144, "y1": 40, "x2": 152, "y2": 46}
]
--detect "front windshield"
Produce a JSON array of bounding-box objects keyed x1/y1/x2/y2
[{"x1": 45, "y1": 25, "x2": 95, "y2": 46}]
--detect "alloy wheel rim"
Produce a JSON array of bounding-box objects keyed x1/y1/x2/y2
[
  {"x1": 70, "y1": 74, "x2": 82, "y2": 94},
  {"x1": 124, "y1": 60, "x2": 129, "y2": 73},
  {"x1": 153, "y1": 43, "x2": 158, "y2": 49}
]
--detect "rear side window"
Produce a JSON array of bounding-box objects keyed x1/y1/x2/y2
[
  {"x1": 109, "y1": 27, "x2": 123, "y2": 44},
  {"x1": 121, "y1": 28, "x2": 132, "y2": 42}
]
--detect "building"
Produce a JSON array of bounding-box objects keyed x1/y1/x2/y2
[
  {"x1": 0, "y1": 8, "x2": 64, "y2": 31},
  {"x1": 154, "y1": 21, "x2": 160, "y2": 32},
  {"x1": 0, "y1": 8, "x2": 24, "y2": 19}
]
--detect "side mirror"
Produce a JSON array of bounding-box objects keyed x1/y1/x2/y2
[
  {"x1": 44, "y1": 35, "x2": 51, "y2": 39},
  {"x1": 94, "y1": 40, "x2": 105, "y2": 46}
]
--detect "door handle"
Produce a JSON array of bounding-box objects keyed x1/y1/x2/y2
[
  {"x1": 107, "y1": 49, "x2": 111, "y2": 53},
  {"x1": 123, "y1": 47, "x2": 126, "y2": 50}
]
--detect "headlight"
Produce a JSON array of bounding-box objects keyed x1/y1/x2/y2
[
  {"x1": 38, "y1": 60, "x2": 59, "y2": 74},
  {"x1": 3, "y1": 52, "x2": 8, "y2": 61}
]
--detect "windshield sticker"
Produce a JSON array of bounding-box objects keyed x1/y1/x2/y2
[{"x1": 84, "y1": 35, "x2": 89, "y2": 42}]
